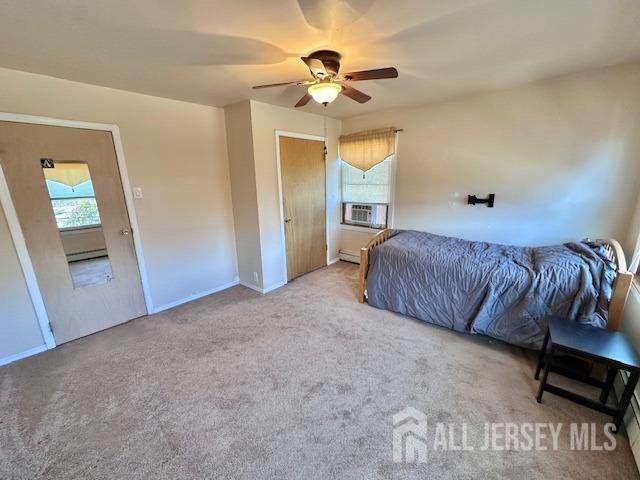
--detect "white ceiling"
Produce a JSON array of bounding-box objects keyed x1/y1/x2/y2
[{"x1": 1, "y1": 0, "x2": 639, "y2": 118}]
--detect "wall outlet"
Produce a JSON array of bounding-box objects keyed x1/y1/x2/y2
[
  {"x1": 133, "y1": 187, "x2": 143, "y2": 199},
  {"x1": 253, "y1": 271, "x2": 259, "y2": 283}
]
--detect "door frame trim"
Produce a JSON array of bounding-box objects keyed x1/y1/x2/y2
[
  {"x1": 275, "y1": 130, "x2": 328, "y2": 286},
  {"x1": 0, "y1": 112, "x2": 153, "y2": 352}
]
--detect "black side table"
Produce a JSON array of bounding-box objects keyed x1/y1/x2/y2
[{"x1": 535, "y1": 316, "x2": 640, "y2": 432}]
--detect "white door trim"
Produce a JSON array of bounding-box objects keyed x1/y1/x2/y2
[
  {"x1": 388, "y1": 133, "x2": 400, "y2": 229},
  {"x1": 274, "y1": 130, "x2": 328, "y2": 286},
  {"x1": 0, "y1": 112, "x2": 153, "y2": 353}
]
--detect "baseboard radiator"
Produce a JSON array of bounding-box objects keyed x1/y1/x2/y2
[
  {"x1": 615, "y1": 372, "x2": 640, "y2": 470},
  {"x1": 66, "y1": 249, "x2": 108, "y2": 263},
  {"x1": 339, "y1": 249, "x2": 360, "y2": 264}
]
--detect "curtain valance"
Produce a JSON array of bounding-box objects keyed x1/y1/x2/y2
[
  {"x1": 339, "y1": 127, "x2": 396, "y2": 172},
  {"x1": 43, "y1": 162, "x2": 91, "y2": 188}
]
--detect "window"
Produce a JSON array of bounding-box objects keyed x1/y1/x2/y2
[
  {"x1": 342, "y1": 158, "x2": 393, "y2": 204},
  {"x1": 339, "y1": 127, "x2": 397, "y2": 229},
  {"x1": 44, "y1": 167, "x2": 101, "y2": 230},
  {"x1": 341, "y1": 158, "x2": 392, "y2": 229}
]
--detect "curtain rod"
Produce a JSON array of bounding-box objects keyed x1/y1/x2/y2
[{"x1": 340, "y1": 128, "x2": 404, "y2": 139}]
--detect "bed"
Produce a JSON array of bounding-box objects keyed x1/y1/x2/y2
[{"x1": 358, "y1": 229, "x2": 634, "y2": 349}]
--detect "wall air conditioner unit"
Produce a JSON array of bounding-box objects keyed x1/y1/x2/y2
[{"x1": 343, "y1": 203, "x2": 388, "y2": 229}]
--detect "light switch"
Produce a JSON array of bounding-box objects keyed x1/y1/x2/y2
[{"x1": 133, "y1": 187, "x2": 143, "y2": 199}]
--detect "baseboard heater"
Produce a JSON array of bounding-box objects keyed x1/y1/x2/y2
[
  {"x1": 66, "y1": 248, "x2": 108, "y2": 263},
  {"x1": 614, "y1": 371, "x2": 640, "y2": 471},
  {"x1": 339, "y1": 250, "x2": 360, "y2": 264}
]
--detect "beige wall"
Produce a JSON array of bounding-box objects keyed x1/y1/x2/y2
[
  {"x1": 0, "y1": 67, "x2": 238, "y2": 360},
  {"x1": 0, "y1": 209, "x2": 44, "y2": 359},
  {"x1": 624, "y1": 191, "x2": 640, "y2": 269},
  {"x1": 623, "y1": 288, "x2": 640, "y2": 349},
  {"x1": 340, "y1": 63, "x2": 640, "y2": 255},
  {"x1": 249, "y1": 100, "x2": 341, "y2": 290},
  {"x1": 224, "y1": 99, "x2": 341, "y2": 291},
  {"x1": 224, "y1": 101, "x2": 263, "y2": 288}
]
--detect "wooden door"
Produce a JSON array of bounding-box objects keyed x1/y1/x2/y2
[
  {"x1": 0, "y1": 122, "x2": 146, "y2": 344},
  {"x1": 279, "y1": 136, "x2": 326, "y2": 280}
]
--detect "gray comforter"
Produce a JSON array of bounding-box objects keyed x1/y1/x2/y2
[{"x1": 366, "y1": 230, "x2": 616, "y2": 349}]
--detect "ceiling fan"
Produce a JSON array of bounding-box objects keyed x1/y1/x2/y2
[{"x1": 252, "y1": 50, "x2": 398, "y2": 107}]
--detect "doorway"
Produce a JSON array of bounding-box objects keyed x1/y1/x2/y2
[
  {"x1": 0, "y1": 121, "x2": 147, "y2": 344},
  {"x1": 278, "y1": 133, "x2": 327, "y2": 281}
]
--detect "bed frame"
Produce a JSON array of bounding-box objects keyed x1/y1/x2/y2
[{"x1": 358, "y1": 229, "x2": 634, "y2": 332}]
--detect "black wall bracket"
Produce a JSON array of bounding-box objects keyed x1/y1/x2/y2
[{"x1": 467, "y1": 193, "x2": 495, "y2": 208}]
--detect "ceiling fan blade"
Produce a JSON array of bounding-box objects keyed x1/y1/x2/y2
[
  {"x1": 295, "y1": 93, "x2": 312, "y2": 108},
  {"x1": 340, "y1": 84, "x2": 371, "y2": 103},
  {"x1": 342, "y1": 67, "x2": 398, "y2": 81},
  {"x1": 252, "y1": 80, "x2": 309, "y2": 89},
  {"x1": 301, "y1": 57, "x2": 329, "y2": 78}
]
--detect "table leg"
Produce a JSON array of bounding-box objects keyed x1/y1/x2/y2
[
  {"x1": 600, "y1": 366, "x2": 617, "y2": 404},
  {"x1": 614, "y1": 370, "x2": 640, "y2": 432},
  {"x1": 536, "y1": 345, "x2": 554, "y2": 403},
  {"x1": 535, "y1": 328, "x2": 550, "y2": 380}
]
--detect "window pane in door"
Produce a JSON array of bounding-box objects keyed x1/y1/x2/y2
[
  {"x1": 50, "y1": 197, "x2": 101, "y2": 229},
  {"x1": 42, "y1": 161, "x2": 113, "y2": 288}
]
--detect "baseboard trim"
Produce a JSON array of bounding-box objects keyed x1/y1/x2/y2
[
  {"x1": 0, "y1": 344, "x2": 48, "y2": 367},
  {"x1": 263, "y1": 281, "x2": 286, "y2": 294},
  {"x1": 339, "y1": 250, "x2": 360, "y2": 264},
  {"x1": 240, "y1": 280, "x2": 263, "y2": 293},
  {"x1": 328, "y1": 257, "x2": 340, "y2": 265},
  {"x1": 240, "y1": 280, "x2": 287, "y2": 294},
  {"x1": 150, "y1": 278, "x2": 240, "y2": 314}
]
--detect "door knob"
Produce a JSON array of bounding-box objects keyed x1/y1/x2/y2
[
  {"x1": 120, "y1": 229, "x2": 130, "y2": 236},
  {"x1": 284, "y1": 218, "x2": 292, "y2": 223}
]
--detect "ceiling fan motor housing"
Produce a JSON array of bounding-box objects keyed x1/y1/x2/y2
[{"x1": 308, "y1": 50, "x2": 342, "y2": 77}]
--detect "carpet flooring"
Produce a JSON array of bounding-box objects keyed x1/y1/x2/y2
[
  {"x1": 1, "y1": 262, "x2": 638, "y2": 479},
  {"x1": 68, "y1": 256, "x2": 113, "y2": 288}
]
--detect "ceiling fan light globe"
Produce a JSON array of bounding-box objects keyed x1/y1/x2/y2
[{"x1": 307, "y1": 83, "x2": 342, "y2": 105}]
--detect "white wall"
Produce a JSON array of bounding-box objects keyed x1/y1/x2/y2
[
  {"x1": 0, "y1": 67, "x2": 238, "y2": 360},
  {"x1": 249, "y1": 100, "x2": 342, "y2": 291},
  {"x1": 340, "y1": 63, "x2": 640, "y2": 255}
]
